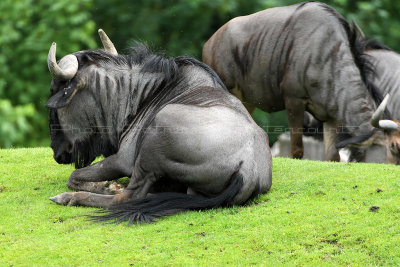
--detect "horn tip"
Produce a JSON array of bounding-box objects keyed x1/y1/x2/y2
[
  {"x1": 379, "y1": 120, "x2": 399, "y2": 131},
  {"x1": 98, "y1": 29, "x2": 103, "y2": 33}
]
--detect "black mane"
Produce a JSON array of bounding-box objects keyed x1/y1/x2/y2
[{"x1": 82, "y1": 43, "x2": 226, "y2": 91}]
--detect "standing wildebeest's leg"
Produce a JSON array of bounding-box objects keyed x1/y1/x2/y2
[
  {"x1": 285, "y1": 98, "x2": 305, "y2": 159},
  {"x1": 323, "y1": 121, "x2": 340, "y2": 161},
  {"x1": 66, "y1": 153, "x2": 133, "y2": 194}
]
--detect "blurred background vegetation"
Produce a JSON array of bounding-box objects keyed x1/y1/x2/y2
[{"x1": 1, "y1": 0, "x2": 399, "y2": 148}]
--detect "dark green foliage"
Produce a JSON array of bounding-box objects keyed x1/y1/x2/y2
[
  {"x1": 91, "y1": 0, "x2": 265, "y2": 58},
  {"x1": 1, "y1": 0, "x2": 399, "y2": 147},
  {"x1": 0, "y1": 0, "x2": 96, "y2": 147},
  {"x1": 0, "y1": 100, "x2": 34, "y2": 147}
]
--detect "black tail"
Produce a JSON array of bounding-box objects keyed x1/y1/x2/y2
[{"x1": 89, "y1": 171, "x2": 244, "y2": 224}]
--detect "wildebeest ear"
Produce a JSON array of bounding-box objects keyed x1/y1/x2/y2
[
  {"x1": 46, "y1": 84, "x2": 79, "y2": 109},
  {"x1": 353, "y1": 21, "x2": 365, "y2": 38}
]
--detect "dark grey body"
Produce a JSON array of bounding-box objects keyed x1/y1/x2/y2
[
  {"x1": 132, "y1": 103, "x2": 270, "y2": 198},
  {"x1": 47, "y1": 42, "x2": 272, "y2": 223},
  {"x1": 203, "y1": 2, "x2": 398, "y2": 161}
]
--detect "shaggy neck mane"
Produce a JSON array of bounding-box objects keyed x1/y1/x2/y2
[{"x1": 83, "y1": 43, "x2": 225, "y2": 90}]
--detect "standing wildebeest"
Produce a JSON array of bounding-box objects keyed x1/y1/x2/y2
[
  {"x1": 344, "y1": 41, "x2": 400, "y2": 163},
  {"x1": 302, "y1": 39, "x2": 400, "y2": 164},
  {"x1": 202, "y1": 2, "x2": 399, "y2": 162},
  {"x1": 47, "y1": 30, "x2": 272, "y2": 223},
  {"x1": 365, "y1": 45, "x2": 400, "y2": 163}
]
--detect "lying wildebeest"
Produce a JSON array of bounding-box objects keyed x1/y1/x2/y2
[
  {"x1": 202, "y1": 1, "x2": 399, "y2": 162},
  {"x1": 47, "y1": 30, "x2": 272, "y2": 223}
]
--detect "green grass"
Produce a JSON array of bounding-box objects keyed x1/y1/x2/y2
[{"x1": 1, "y1": 148, "x2": 400, "y2": 266}]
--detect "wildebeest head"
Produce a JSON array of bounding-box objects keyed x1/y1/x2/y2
[
  {"x1": 354, "y1": 118, "x2": 400, "y2": 165},
  {"x1": 335, "y1": 94, "x2": 400, "y2": 163},
  {"x1": 365, "y1": 94, "x2": 400, "y2": 159},
  {"x1": 47, "y1": 30, "x2": 118, "y2": 168}
]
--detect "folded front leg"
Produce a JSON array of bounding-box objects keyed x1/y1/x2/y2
[
  {"x1": 67, "y1": 153, "x2": 133, "y2": 194},
  {"x1": 51, "y1": 169, "x2": 155, "y2": 207},
  {"x1": 50, "y1": 189, "x2": 134, "y2": 208}
]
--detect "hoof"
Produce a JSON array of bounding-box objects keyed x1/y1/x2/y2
[
  {"x1": 292, "y1": 152, "x2": 304, "y2": 159},
  {"x1": 49, "y1": 192, "x2": 75, "y2": 206}
]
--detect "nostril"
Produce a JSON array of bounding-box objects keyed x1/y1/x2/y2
[
  {"x1": 55, "y1": 153, "x2": 63, "y2": 163},
  {"x1": 54, "y1": 150, "x2": 67, "y2": 163},
  {"x1": 54, "y1": 150, "x2": 72, "y2": 164},
  {"x1": 55, "y1": 156, "x2": 61, "y2": 163}
]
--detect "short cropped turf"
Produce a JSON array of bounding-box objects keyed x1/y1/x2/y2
[{"x1": 0, "y1": 148, "x2": 399, "y2": 266}]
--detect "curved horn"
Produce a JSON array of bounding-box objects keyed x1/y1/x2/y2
[
  {"x1": 48, "y1": 42, "x2": 78, "y2": 80},
  {"x1": 371, "y1": 94, "x2": 390, "y2": 127},
  {"x1": 98, "y1": 29, "x2": 118, "y2": 55},
  {"x1": 371, "y1": 94, "x2": 399, "y2": 131}
]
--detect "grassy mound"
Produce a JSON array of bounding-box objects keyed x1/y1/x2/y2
[{"x1": 0, "y1": 148, "x2": 399, "y2": 265}]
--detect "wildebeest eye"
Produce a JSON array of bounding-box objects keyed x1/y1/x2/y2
[{"x1": 50, "y1": 80, "x2": 68, "y2": 96}]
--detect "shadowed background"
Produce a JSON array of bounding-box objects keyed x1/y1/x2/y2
[{"x1": 1, "y1": 0, "x2": 399, "y2": 148}]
